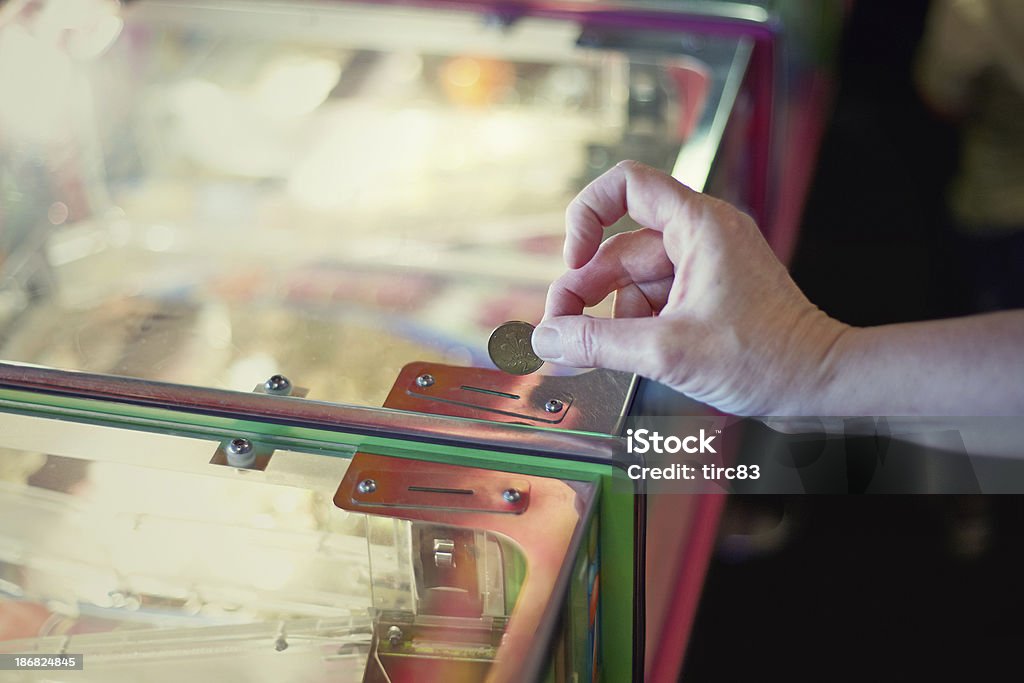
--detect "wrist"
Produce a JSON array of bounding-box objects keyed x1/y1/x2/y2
[{"x1": 774, "y1": 309, "x2": 856, "y2": 416}]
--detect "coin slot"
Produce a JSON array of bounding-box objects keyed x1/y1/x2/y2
[
  {"x1": 408, "y1": 486, "x2": 475, "y2": 495},
  {"x1": 459, "y1": 385, "x2": 521, "y2": 400}
]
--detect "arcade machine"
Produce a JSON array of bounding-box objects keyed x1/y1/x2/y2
[{"x1": 0, "y1": 1, "x2": 839, "y2": 680}]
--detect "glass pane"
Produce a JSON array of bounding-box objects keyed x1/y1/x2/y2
[
  {"x1": 0, "y1": 0, "x2": 739, "y2": 408},
  {"x1": 0, "y1": 413, "x2": 540, "y2": 682}
]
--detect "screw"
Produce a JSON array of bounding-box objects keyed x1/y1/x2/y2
[
  {"x1": 274, "y1": 636, "x2": 288, "y2": 652},
  {"x1": 544, "y1": 399, "x2": 564, "y2": 413},
  {"x1": 227, "y1": 438, "x2": 253, "y2": 455},
  {"x1": 502, "y1": 488, "x2": 521, "y2": 503},
  {"x1": 415, "y1": 373, "x2": 435, "y2": 388},
  {"x1": 387, "y1": 625, "x2": 403, "y2": 647},
  {"x1": 264, "y1": 374, "x2": 292, "y2": 395},
  {"x1": 225, "y1": 437, "x2": 255, "y2": 468},
  {"x1": 357, "y1": 479, "x2": 377, "y2": 494}
]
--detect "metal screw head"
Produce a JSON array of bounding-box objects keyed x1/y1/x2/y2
[
  {"x1": 274, "y1": 636, "x2": 288, "y2": 652},
  {"x1": 415, "y1": 373, "x2": 435, "y2": 388},
  {"x1": 225, "y1": 437, "x2": 256, "y2": 468},
  {"x1": 544, "y1": 399, "x2": 564, "y2": 414},
  {"x1": 502, "y1": 488, "x2": 521, "y2": 503},
  {"x1": 357, "y1": 479, "x2": 377, "y2": 494},
  {"x1": 386, "y1": 625, "x2": 403, "y2": 647},
  {"x1": 227, "y1": 438, "x2": 253, "y2": 456},
  {"x1": 264, "y1": 374, "x2": 292, "y2": 395}
]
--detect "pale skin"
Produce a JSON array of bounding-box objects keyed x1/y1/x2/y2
[{"x1": 534, "y1": 160, "x2": 1024, "y2": 417}]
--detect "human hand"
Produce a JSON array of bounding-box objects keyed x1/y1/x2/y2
[{"x1": 533, "y1": 161, "x2": 849, "y2": 416}]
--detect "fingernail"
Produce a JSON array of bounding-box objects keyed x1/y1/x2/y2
[{"x1": 532, "y1": 325, "x2": 562, "y2": 360}]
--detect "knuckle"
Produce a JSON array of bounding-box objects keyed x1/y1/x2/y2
[
  {"x1": 545, "y1": 281, "x2": 577, "y2": 316},
  {"x1": 736, "y1": 209, "x2": 757, "y2": 229},
  {"x1": 550, "y1": 270, "x2": 582, "y2": 298},
  {"x1": 547, "y1": 274, "x2": 569, "y2": 296},
  {"x1": 597, "y1": 231, "x2": 630, "y2": 255},
  {"x1": 708, "y1": 197, "x2": 756, "y2": 232}
]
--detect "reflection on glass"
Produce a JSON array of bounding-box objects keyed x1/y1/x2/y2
[
  {"x1": 0, "y1": 444, "x2": 525, "y2": 681},
  {"x1": 0, "y1": 0, "x2": 712, "y2": 408}
]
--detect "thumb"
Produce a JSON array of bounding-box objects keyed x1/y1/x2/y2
[{"x1": 532, "y1": 315, "x2": 669, "y2": 378}]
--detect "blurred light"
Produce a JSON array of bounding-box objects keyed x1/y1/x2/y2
[
  {"x1": 174, "y1": 78, "x2": 230, "y2": 120},
  {"x1": 170, "y1": 78, "x2": 296, "y2": 176},
  {"x1": 393, "y1": 52, "x2": 423, "y2": 82},
  {"x1": 223, "y1": 353, "x2": 280, "y2": 392},
  {"x1": 47, "y1": 228, "x2": 108, "y2": 266},
  {"x1": 0, "y1": 26, "x2": 73, "y2": 142},
  {"x1": 440, "y1": 57, "x2": 514, "y2": 107},
  {"x1": 67, "y1": 13, "x2": 122, "y2": 59},
  {"x1": 198, "y1": 307, "x2": 233, "y2": 351},
  {"x1": 143, "y1": 224, "x2": 176, "y2": 252},
  {"x1": 28, "y1": 0, "x2": 123, "y2": 58},
  {"x1": 35, "y1": 0, "x2": 112, "y2": 36},
  {"x1": 0, "y1": 0, "x2": 124, "y2": 144},
  {"x1": 545, "y1": 66, "x2": 588, "y2": 104},
  {"x1": 436, "y1": 142, "x2": 469, "y2": 171},
  {"x1": 481, "y1": 115, "x2": 530, "y2": 157},
  {"x1": 254, "y1": 56, "x2": 341, "y2": 120},
  {"x1": 47, "y1": 202, "x2": 69, "y2": 225},
  {"x1": 106, "y1": 208, "x2": 131, "y2": 247},
  {"x1": 444, "y1": 57, "x2": 481, "y2": 88}
]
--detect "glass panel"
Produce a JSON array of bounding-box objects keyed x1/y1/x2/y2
[
  {"x1": 0, "y1": 413, "x2": 540, "y2": 682},
  {"x1": 0, "y1": 0, "x2": 742, "y2": 409},
  {"x1": 0, "y1": 451, "x2": 376, "y2": 680}
]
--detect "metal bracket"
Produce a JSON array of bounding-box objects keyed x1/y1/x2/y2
[
  {"x1": 209, "y1": 374, "x2": 307, "y2": 470},
  {"x1": 343, "y1": 466, "x2": 529, "y2": 514},
  {"x1": 362, "y1": 611, "x2": 508, "y2": 683},
  {"x1": 335, "y1": 452, "x2": 595, "y2": 683},
  {"x1": 385, "y1": 363, "x2": 635, "y2": 435}
]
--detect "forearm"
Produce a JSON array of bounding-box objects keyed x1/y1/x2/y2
[{"x1": 806, "y1": 311, "x2": 1024, "y2": 416}]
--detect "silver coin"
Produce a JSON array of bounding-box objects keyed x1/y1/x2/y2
[{"x1": 488, "y1": 321, "x2": 544, "y2": 375}]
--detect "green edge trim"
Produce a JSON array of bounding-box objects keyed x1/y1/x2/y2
[{"x1": 598, "y1": 469, "x2": 635, "y2": 683}]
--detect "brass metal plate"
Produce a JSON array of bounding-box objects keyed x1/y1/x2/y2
[
  {"x1": 385, "y1": 363, "x2": 635, "y2": 434},
  {"x1": 338, "y1": 463, "x2": 530, "y2": 514}
]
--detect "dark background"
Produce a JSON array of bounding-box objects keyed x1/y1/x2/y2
[{"x1": 682, "y1": 1, "x2": 1024, "y2": 680}]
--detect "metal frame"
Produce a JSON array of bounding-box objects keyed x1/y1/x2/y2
[{"x1": 0, "y1": 362, "x2": 629, "y2": 465}]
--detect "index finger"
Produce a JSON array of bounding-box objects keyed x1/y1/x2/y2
[
  {"x1": 544, "y1": 227, "x2": 673, "y2": 319},
  {"x1": 564, "y1": 160, "x2": 696, "y2": 269}
]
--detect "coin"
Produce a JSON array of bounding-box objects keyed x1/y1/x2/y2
[{"x1": 488, "y1": 321, "x2": 544, "y2": 375}]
